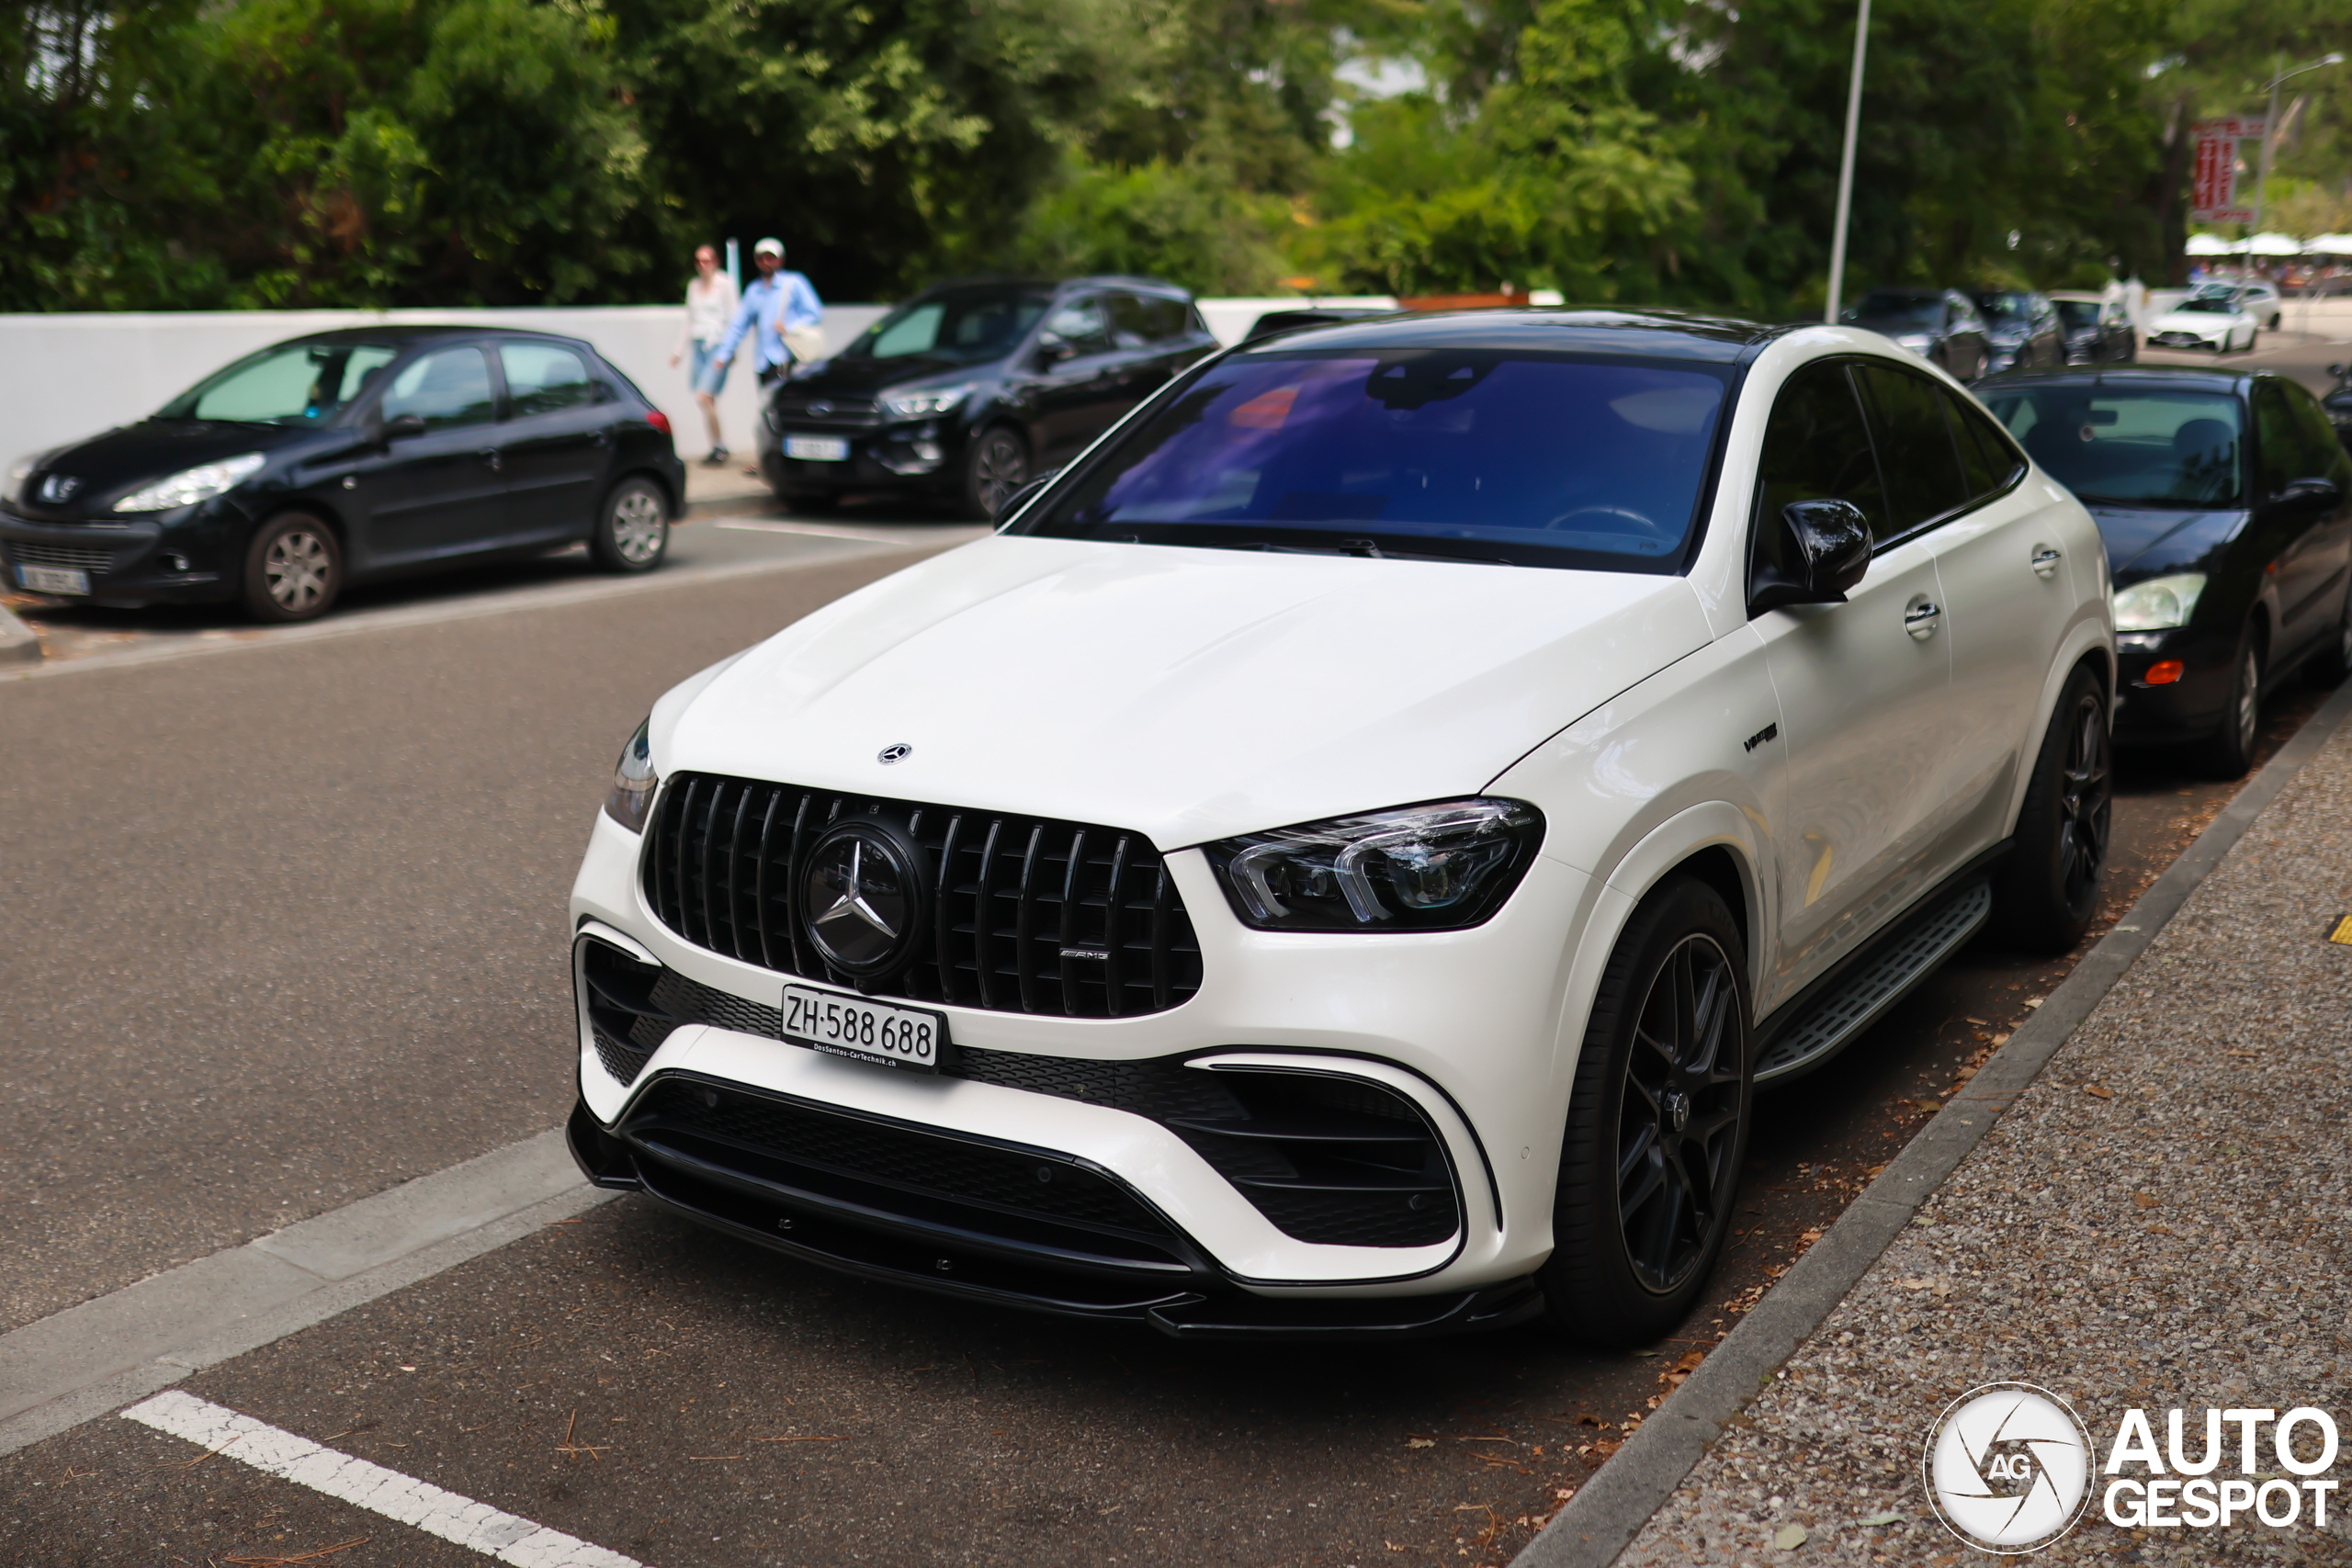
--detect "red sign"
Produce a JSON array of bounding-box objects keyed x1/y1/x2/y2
[{"x1": 2190, "y1": 117, "x2": 2265, "y2": 224}]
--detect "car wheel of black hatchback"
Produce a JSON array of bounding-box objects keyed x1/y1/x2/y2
[
  {"x1": 1995, "y1": 663, "x2": 2111, "y2": 951},
  {"x1": 1542, "y1": 875, "x2": 1750, "y2": 1346},
  {"x1": 2204, "y1": 626, "x2": 2264, "y2": 779},
  {"x1": 592, "y1": 477, "x2": 669, "y2": 573},
  {"x1": 243, "y1": 513, "x2": 342, "y2": 624},
  {"x1": 964, "y1": 426, "x2": 1028, "y2": 520}
]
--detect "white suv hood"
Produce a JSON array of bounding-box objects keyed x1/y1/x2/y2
[{"x1": 665, "y1": 536, "x2": 1712, "y2": 847}]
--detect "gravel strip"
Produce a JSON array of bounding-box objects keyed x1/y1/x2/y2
[{"x1": 1609, "y1": 716, "x2": 2352, "y2": 1565}]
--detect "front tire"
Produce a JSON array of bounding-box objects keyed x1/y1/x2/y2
[
  {"x1": 242, "y1": 513, "x2": 342, "y2": 623},
  {"x1": 2202, "y1": 626, "x2": 2264, "y2": 779},
  {"x1": 1541, "y1": 876, "x2": 1751, "y2": 1347},
  {"x1": 963, "y1": 426, "x2": 1028, "y2": 521},
  {"x1": 592, "y1": 476, "x2": 669, "y2": 573},
  {"x1": 1993, "y1": 664, "x2": 2112, "y2": 952}
]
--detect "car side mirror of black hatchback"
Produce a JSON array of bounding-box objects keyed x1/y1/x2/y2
[
  {"x1": 382, "y1": 412, "x2": 428, "y2": 443},
  {"x1": 1033, "y1": 333, "x2": 1074, "y2": 369},
  {"x1": 1749, "y1": 498, "x2": 1874, "y2": 615},
  {"x1": 2278, "y1": 476, "x2": 2342, "y2": 509}
]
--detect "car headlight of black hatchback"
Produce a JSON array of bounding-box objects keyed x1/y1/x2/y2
[{"x1": 1205, "y1": 798, "x2": 1543, "y2": 931}]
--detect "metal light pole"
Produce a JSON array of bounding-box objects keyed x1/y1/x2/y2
[
  {"x1": 1823, "y1": 0, "x2": 1871, "y2": 324},
  {"x1": 2250, "y1": 51, "x2": 2343, "y2": 242}
]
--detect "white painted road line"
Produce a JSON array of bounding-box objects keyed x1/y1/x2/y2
[
  {"x1": 0, "y1": 1129, "x2": 610, "y2": 1459},
  {"x1": 124, "y1": 1391, "x2": 645, "y2": 1568}
]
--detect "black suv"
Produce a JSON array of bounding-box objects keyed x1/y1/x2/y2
[
  {"x1": 758, "y1": 276, "x2": 1219, "y2": 517},
  {"x1": 0, "y1": 326, "x2": 684, "y2": 622}
]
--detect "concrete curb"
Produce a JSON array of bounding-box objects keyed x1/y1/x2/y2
[
  {"x1": 0, "y1": 601, "x2": 40, "y2": 663},
  {"x1": 1512, "y1": 674, "x2": 2352, "y2": 1568}
]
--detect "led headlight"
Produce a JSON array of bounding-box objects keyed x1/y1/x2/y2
[
  {"x1": 604, "y1": 716, "x2": 658, "y2": 832},
  {"x1": 115, "y1": 453, "x2": 266, "y2": 513},
  {"x1": 1205, "y1": 798, "x2": 1543, "y2": 931},
  {"x1": 2112, "y1": 573, "x2": 2206, "y2": 632},
  {"x1": 881, "y1": 383, "x2": 974, "y2": 420}
]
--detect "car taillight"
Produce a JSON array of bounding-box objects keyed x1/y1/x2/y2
[{"x1": 646, "y1": 410, "x2": 673, "y2": 436}]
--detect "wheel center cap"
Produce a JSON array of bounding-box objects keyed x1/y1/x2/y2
[{"x1": 1665, "y1": 1090, "x2": 1690, "y2": 1134}]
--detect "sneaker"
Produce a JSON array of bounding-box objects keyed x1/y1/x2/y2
[{"x1": 710, "y1": 446, "x2": 729, "y2": 464}]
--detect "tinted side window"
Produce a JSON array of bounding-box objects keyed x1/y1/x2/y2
[
  {"x1": 1855, "y1": 362, "x2": 1969, "y2": 536},
  {"x1": 1754, "y1": 361, "x2": 1886, "y2": 584},
  {"x1": 1944, "y1": 389, "x2": 2023, "y2": 501},
  {"x1": 2254, "y1": 383, "x2": 2304, "y2": 499},
  {"x1": 1042, "y1": 297, "x2": 1113, "y2": 356},
  {"x1": 499, "y1": 344, "x2": 595, "y2": 416},
  {"x1": 381, "y1": 347, "x2": 495, "y2": 431},
  {"x1": 1102, "y1": 293, "x2": 1155, "y2": 351},
  {"x1": 2281, "y1": 381, "x2": 2352, "y2": 485}
]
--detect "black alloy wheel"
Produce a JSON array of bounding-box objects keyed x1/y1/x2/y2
[
  {"x1": 1996, "y1": 664, "x2": 2113, "y2": 951},
  {"x1": 241, "y1": 512, "x2": 343, "y2": 623},
  {"x1": 1542, "y1": 876, "x2": 1750, "y2": 1346},
  {"x1": 964, "y1": 426, "x2": 1028, "y2": 520}
]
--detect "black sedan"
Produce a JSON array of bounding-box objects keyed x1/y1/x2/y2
[
  {"x1": 759, "y1": 276, "x2": 1220, "y2": 518},
  {"x1": 0, "y1": 327, "x2": 684, "y2": 623},
  {"x1": 2048, "y1": 291, "x2": 2138, "y2": 364},
  {"x1": 1970, "y1": 290, "x2": 2066, "y2": 375},
  {"x1": 1840, "y1": 288, "x2": 1991, "y2": 379},
  {"x1": 1977, "y1": 366, "x2": 2352, "y2": 775}
]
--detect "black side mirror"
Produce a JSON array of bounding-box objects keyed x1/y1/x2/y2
[
  {"x1": 1034, "y1": 333, "x2": 1073, "y2": 368},
  {"x1": 2278, "y1": 477, "x2": 2342, "y2": 508},
  {"x1": 2329, "y1": 363, "x2": 2346, "y2": 378},
  {"x1": 1750, "y1": 499, "x2": 1873, "y2": 615},
  {"x1": 383, "y1": 412, "x2": 427, "y2": 443}
]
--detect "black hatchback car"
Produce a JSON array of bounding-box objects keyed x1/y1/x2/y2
[
  {"x1": 1976, "y1": 366, "x2": 2352, "y2": 774},
  {"x1": 1839, "y1": 288, "x2": 1993, "y2": 379},
  {"x1": 0, "y1": 326, "x2": 685, "y2": 623},
  {"x1": 758, "y1": 276, "x2": 1219, "y2": 518}
]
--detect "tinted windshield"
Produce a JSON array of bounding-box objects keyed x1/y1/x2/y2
[
  {"x1": 158, "y1": 340, "x2": 399, "y2": 424},
  {"x1": 843, "y1": 288, "x2": 1050, "y2": 364},
  {"x1": 1015, "y1": 349, "x2": 1731, "y2": 571},
  {"x1": 1978, "y1": 385, "x2": 2242, "y2": 507},
  {"x1": 1849, "y1": 293, "x2": 1942, "y2": 329},
  {"x1": 1973, "y1": 292, "x2": 2037, "y2": 327},
  {"x1": 2055, "y1": 301, "x2": 2102, "y2": 330}
]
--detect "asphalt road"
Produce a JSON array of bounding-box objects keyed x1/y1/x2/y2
[{"x1": 3, "y1": 333, "x2": 2347, "y2": 1568}]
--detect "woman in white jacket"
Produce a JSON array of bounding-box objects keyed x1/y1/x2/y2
[{"x1": 669, "y1": 245, "x2": 741, "y2": 465}]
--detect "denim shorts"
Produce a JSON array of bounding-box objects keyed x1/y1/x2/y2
[{"x1": 688, "y1": 341, "x2": 730, "y2": 397}]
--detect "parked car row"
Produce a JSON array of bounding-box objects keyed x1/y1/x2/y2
[{"x1": 1840, "y1": 287, "x2": 2135, "y2": 378}]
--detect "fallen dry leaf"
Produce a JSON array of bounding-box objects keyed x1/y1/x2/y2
[
  {"x1": 2083, "y1": 1082, "x2": 2113, "y2": 1100},
  {"x1": 2132, "y1": 1191, "x2": 2160, "y2": 1209},
  {"x1": 1406, "y1": 1438, "x2": 1436, "y2": 1450}
]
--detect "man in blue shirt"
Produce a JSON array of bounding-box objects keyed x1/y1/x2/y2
[{"x1": 715, "y1": 236, "x2": 825, "y2": 387}]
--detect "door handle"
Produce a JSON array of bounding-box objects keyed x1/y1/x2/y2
[
  {"x1": 1905, "y1": 600, "x2": 1942, "y2": 640},
  {"x1": 2031, "y1": 546, "x2": 2063, "y2": 579},
  {"x1": 479, "y1": 449, "x2": 502, "y2": 472}
]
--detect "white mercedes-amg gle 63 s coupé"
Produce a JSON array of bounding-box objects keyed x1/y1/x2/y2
[{"x1": 564, "y1": 308, "x2": 2114, "y2": 1346}]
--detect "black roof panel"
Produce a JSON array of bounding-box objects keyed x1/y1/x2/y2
[{"x1": 1233, "y1": 307, "x2": 1780, "y2": 363}]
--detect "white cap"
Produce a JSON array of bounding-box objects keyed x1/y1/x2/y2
[{"x1": 753, "y1": 237, "x2": 785, "y2": 258}]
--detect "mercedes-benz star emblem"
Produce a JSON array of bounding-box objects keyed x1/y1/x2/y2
[
  {"x1": 877, "y1": 742, "x2": 911, "y2": 764},
  {"x1": 800, "y1": 820, "x2": 924, "y2": 976}
]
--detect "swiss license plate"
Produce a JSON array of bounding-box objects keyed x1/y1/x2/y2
[
  {"x1": 781, "y1": 985, "x2": 947, "y2": 1073},
  {"x1": 17, "y1": 564, "x2": 87, "y2": 594},
  {"x1": 785, "y1": 435, "x2": 850, "y2": 462}
]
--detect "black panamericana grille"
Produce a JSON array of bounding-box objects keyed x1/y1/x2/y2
[
  {"x1": 9, "y1": 541, "x2": 114, "y2": 571},
  {"x1": 640, "y1": 773, "x2": 1203, "y2": 1019}
]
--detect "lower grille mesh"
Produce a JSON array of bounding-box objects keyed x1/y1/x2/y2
[{"x1": 10, "y1": 541, "x2": 114, "y2": 571}]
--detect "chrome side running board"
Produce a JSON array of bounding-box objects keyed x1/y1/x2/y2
[{"x1": 1754, "y1": 881, "x2": 1993, "y2": 1087}]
